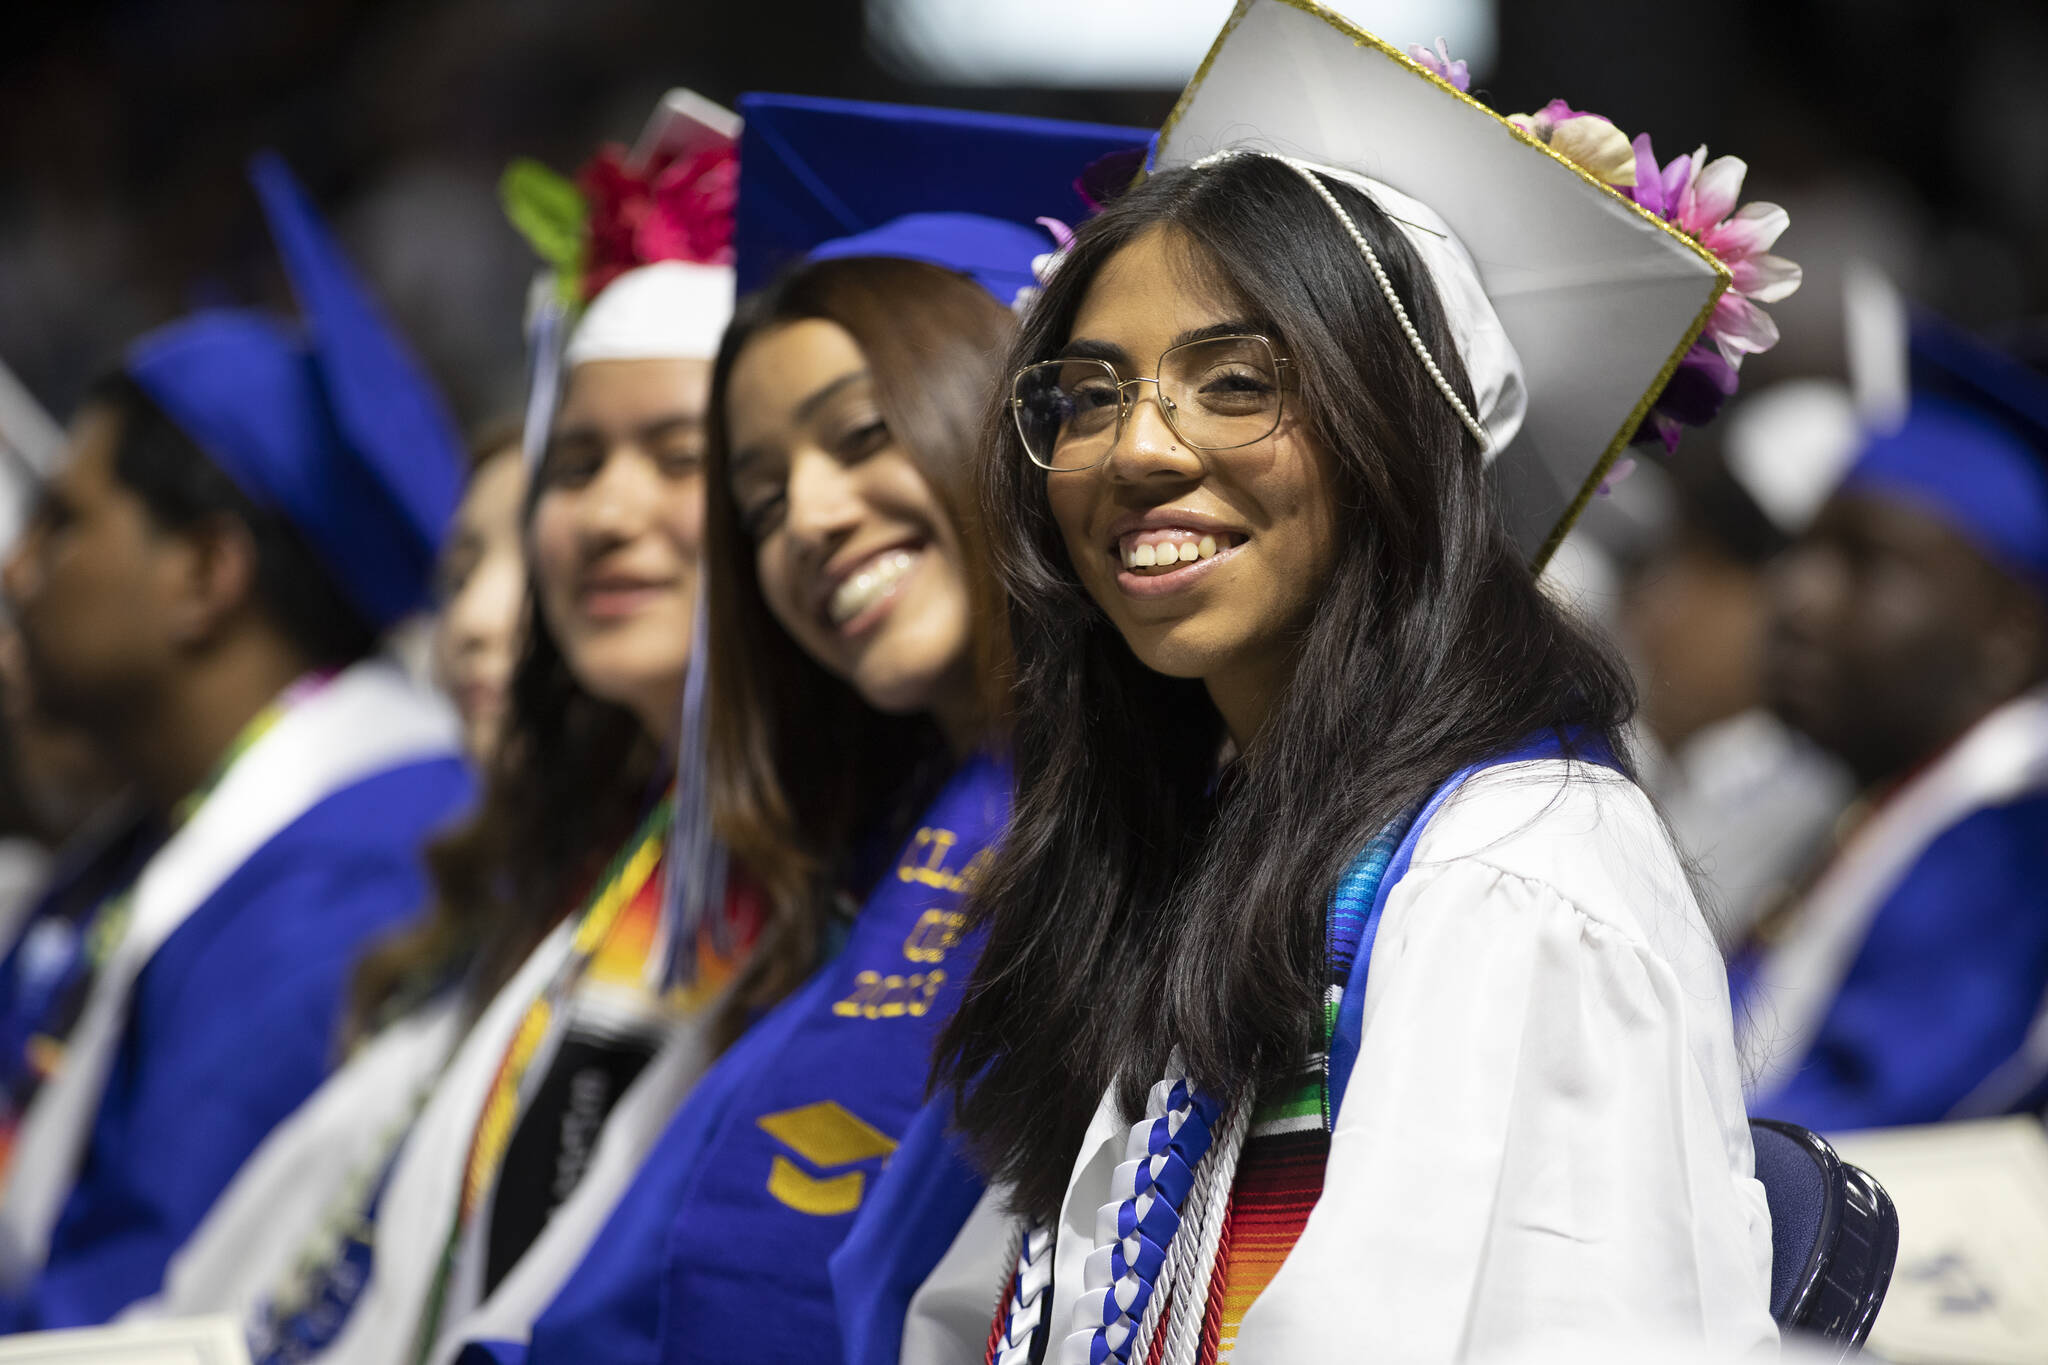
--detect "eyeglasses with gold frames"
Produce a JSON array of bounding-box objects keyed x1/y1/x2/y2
[{"x1": 1010, "y1": 334, "x2": 1292, "y2": 472}]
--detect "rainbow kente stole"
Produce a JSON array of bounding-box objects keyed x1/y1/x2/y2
[
  {"x1": 976, "y1": 808, "x2": 1419, "y2": 1365},
  {"x1": 411, "y1": 792, "x2": 747, "y2": 1360},
  {"x1": 1181, "y1": 808, "x2": 1416, "y2": 1361},
  {"x1": 250, "y1": 792, "x2": 755, "y2": 1365}
]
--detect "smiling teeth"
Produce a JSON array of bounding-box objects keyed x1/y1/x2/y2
[
  {"x1": 1121, "y1": 533, "x2": 1226, "y2": 572},
  {"x1": 828, "y1": 549, "x2": 918, "y2": 626}
]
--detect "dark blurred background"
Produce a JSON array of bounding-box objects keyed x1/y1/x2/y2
[{"x1": 3, "y1": 0, "x2": 2044, "y2": 428}]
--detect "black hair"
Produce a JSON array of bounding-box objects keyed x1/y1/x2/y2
[
  {"x1": 90, "y1": 371, "x2": 378, "y2": 668},
  {"x1": 934, "y1": 154, "x2": 1638, "y2": 1222}
]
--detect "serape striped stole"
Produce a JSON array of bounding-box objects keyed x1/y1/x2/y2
[{"x1": 1184, "y1": 809, "x2": 1416, "y2": 1363}]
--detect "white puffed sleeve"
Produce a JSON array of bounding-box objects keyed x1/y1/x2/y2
[{"x1": 1233, "y1": 763, "x2": 1777, "y2": 1363}]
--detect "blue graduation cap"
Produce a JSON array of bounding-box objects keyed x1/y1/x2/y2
[
  {"x1": 126, "y1": 153, "x2": 464, "y2": 630},
  {"x1": 731, "y1": 93, "x2": 1151, "y2": 303},
  {"x1": 1841, "y1": 313, "x2": 2048, "y2": 590}
]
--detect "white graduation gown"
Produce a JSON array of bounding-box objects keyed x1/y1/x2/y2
[
  {"x1": 308, "y1": 917, "x2": 725, "y2": 1365},
  {"x1": 134, "y1": 996, "x2": 465, "y2": 1324},
  {"x1": 905, "y1": 759, "x2": 1777, "y2": 1363}
]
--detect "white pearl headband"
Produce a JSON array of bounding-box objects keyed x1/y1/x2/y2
[{"x1": 1189, "y1": 148, "x2": 1525, "y2": 458}]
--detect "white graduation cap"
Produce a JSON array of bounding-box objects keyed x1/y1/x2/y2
[{"x1": 1151, "y1": 0, "x2": 1731, "y2": 561}]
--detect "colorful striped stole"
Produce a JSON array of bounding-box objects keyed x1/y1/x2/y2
[
  {"x1": 986, "y1": 807, "x2": 1420, "y2": 1365},
  {"x1": 1185, "y1": 806, "x2": 1418, "y2": 1362}
]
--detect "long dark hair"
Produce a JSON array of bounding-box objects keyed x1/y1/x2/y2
[
  {"x1": 935, "y1": 155, "x2": 1638, "y2": 1221},
  {"x1": 702, "y1": 255, "x2": 1014, "y2": 1042},
  {"x1": 348, "y1": 425, "x2": 656, "y2": 1038}
]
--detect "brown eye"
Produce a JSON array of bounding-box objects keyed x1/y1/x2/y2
[
  {"x1": 435, "y1": 550, "x2": 478, "y2": 604},
  {"x1": 737, "y1": 488, "x2": 786, "y2": 540},
  {"x1": 539, "y1": 441, "x2": 603, "y2": 490},
  {"x1": 838, "y1": 419, "x2": 889, "y2": 462},
  {"x1": 655, "y1": 445, "x2": 706, "y2": 478}
]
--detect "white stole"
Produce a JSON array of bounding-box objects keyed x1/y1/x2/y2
[
  {"x1": 134, "y1": 997, "x2": 466, "y2": 1324},
  {"x1": 307, "y1": 924, "x2": 724, "y2": 1365},
  {"x1": 1742, "y1": 686, "x2": 2048, "y2": 1098},
  {"x1": 0, "y1": 658, "x2": 460, "y2": 1286},
  {"x1": 422, "y1": 1012, "x2": 717, "y2": 1364}
]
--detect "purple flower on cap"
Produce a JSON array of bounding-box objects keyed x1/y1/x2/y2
[{"x1": 1407, "y1": 37, "x2": 1470, "y2": 93}]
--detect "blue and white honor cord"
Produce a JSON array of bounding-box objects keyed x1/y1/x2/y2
[{"x1": 994, "y1": 1073, "x2": 1250, "y2": 1365}]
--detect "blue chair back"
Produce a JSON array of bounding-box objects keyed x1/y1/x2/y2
[{"x1": 1750, "y1": 1118, "x2": 1899, "y2": 1355}]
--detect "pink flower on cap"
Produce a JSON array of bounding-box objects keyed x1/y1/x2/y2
[{"x1": 1628, "y1": 135, "x2": 1802, "y2": 367}]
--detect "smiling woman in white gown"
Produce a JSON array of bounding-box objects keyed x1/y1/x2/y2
[{"x1": 844, "y1": 5, "x2": 1801, "y2": 1363}]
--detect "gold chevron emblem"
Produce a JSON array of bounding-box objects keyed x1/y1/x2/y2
[{"x1": 756, "y1": 1101, "x2": 898, "y2": 1216}]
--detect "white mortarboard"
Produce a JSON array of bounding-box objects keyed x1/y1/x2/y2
[
  {"x1": 1151, "y1": 0, "x2": 1731, "y2": 560},
  {"x1": 563, "y1": 261, "x2": 737, "y2": 367},
  {"x1": 1723, "y1": 380, "x2": 1860, "y2": 538}
]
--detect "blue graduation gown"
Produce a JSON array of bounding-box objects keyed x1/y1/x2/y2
[
  {"x1": 0, "y1": 754, "x2": 471, "y2": 1332},
  {"x1": 1750, "y1": 793, "x2": 2048, "y2": 1131}
]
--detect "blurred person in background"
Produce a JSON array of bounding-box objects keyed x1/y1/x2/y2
[
  {"x1": 457, "y1": 95, "x2": 1145, "y2": 1365},
  {"x1": 1740, "y1": 316, "x2": 2048, "y2": 1132},
  {"x1": 434, "y1": 420, "x2": 529, "y2": 764},
  {"x1": 131, "y1": 417, "x2": 529, "y2": 1342},
  {"x1": 1623, "y1": 445, "x2": 1853, "y2": 947},
  {"x1": 0, "y1": 386, "x2": 130, "y2": 962},
  {"x1": 0, "y1": 622, "x2": 129, "y2": 951},
  {"x1": 0, "y1": 626, "x2": 126, "y2": 861},
  {"x1": 0, "y1": 691, "x2": 53, "y2": 954},
  {"x1": 0, "y1": 156, "x2": 472, "y2": 1331},
  {"x1": 145, "y1": 93, "x2": 765, "y2": 1365}
]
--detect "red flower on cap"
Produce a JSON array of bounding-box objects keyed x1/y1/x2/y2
[{"x1": 577, "y1": 142, "x2": 737, "y2": 303}]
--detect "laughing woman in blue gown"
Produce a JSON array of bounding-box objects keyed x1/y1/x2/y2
[{"x1": 458, "y1": 94, "x2": 1148, "y2": 1365}]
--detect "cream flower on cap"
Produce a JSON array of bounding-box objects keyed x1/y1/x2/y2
[{"x1": 1508, "y1": 101, "x2": 1637, "y2": 189}]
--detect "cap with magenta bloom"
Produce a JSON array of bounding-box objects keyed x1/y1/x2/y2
[
  {"x1": 730, "y1": 92, "x2": 1151, "y2": 306},
  {"x1": 1842, "y1": 315, "x2": 2048, "y2": 593},
  {"x1": 126, "y1": 154, "x2": 464, "y2": 630}
]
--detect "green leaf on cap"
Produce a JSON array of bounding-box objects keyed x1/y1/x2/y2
[{"x1": 500, "y1": 158, "x2": 587, "y2": 304}]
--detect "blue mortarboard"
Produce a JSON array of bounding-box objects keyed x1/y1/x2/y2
[
  {"x1": 732, "y1": 93, "x2": 1151, "y2": 303},
  {"x1": 126, "y1": 153, "x2": 464, "y2": 629},
  {"x1": 1841, "y1": 313, "x2": 2048, "y2": 590}
]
